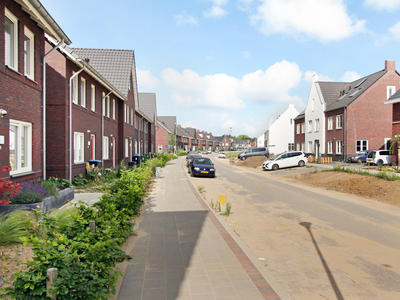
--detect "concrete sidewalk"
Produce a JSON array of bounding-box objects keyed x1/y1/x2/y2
[{"x1": 116, "y1": 157, "x2": 292, "y2": 300}]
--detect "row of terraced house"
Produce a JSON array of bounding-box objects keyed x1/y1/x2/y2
[
  {"x1": 258, "y1": 60, "x2": 400, "y2": 165},
  {"x1": 1, "y1": 0, "x2": 157, "y2": 183}
]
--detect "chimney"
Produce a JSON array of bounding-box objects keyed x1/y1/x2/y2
[
  {"x1": 385, "y1": 60, "x2": 395, "y2": 71},
  {"x1": 178, "y1": 124, "x2": 181, "y2": 128}
]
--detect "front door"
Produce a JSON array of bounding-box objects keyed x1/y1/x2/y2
[{"x1": 314, "y1": 140, "x2": 320, "y2": 158}]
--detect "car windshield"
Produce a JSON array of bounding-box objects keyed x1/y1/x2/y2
[
  {"x1": 193, "y1": 158, "x2": 213, "y2": 165},
  {"x1": 269, "y1": 153, "x2": 283, "y2": 161}
]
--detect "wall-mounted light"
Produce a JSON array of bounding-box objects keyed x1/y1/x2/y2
[{"x1": 0, "y1": 109, "x2": 8, "y2": 118}]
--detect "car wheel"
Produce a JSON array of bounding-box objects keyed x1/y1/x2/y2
[
  {"x1": 272, "y1": 164, "x2": 279, "y2": 171},
  {"x1": 241, "y1": 156, "x2": 246, "y2": 161},
  {"x1": 357, "y1": 158, "x2": 362, "y2": 164},
  {"x1": 377, "y1": 159, "x2": 383, "y2": 166},
  {"x1": 298, "y1": 160, "x2": 305, "y2": 167}
]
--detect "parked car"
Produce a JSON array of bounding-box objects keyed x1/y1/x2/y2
[
  {"x1": 366, "y1": 150, "x2": 392, "y2": 166},
  {"x1": 189, "y1": 157, "x2": 216, "y2": 178},
  {"x1": 238, "y1": 147, "x2": 269, "y2": 161},
  {"x1": 262, "y1": 151, "x2": 307, "y2": 171},
  {"x1": 347, "y1": 150, "x2": 373, "y2": 163},
  {"x1": 186, "y1": 151, "x2": 201, "y2": 160},
  {"x1": 218, "y1": 152, "x2": 226, "y2": 158},
  {"x1": 186, "y1": 154, "x2": 202, "y2": 168}
]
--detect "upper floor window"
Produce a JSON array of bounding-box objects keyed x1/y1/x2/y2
[
  {"x1": 80, "y1": 78, "x2": 86, "y2": 108},
  {"x1": 296, "y1": 124, "x2": 300, "y2": 134},
  {"x1": 113, "y1": 99, "x2": 116, "y2": 120},
  {"x1": 9, "y1": 120, "x2": 32, "y2": 175},
  {"x1": 131, "y1": 109, "x2": 133, "y2": 126},
  {"x1": 387, "y1": 86, "x2": 396, "y2": 100},
  {"x1": 5, "y1": 9, "x2": 18, "y2": 70},
  {"x1": 91, "y1": 85, "x2": 96, "y2": 112},
  {"x1": 315, "y1": 119, "x2": 320, "y2": 132},
  {"x1": 72, "y1": 72, "x2": 78, "y2": 104},
  {"x1": 308, "y1": 120, "x2": 312, "y2": 133},
  {"x1": 327, "y1": 117, "x2": 333, "y2": 130},
  {"x1": 106, "y1": 95, "x2": 110, "y2": 118},
  {"x1": 126, "y1": 105, "x2": 129, "y2": 124},
  {"x1": 336, "y1": 115, "x2": 343, "y2": 129},
  {"x1": 102, "y1": 92, "x2": 106, "y2": 116},
  {"x1": 24, "y1": 27, "x2": 34, "y2": 80},
  {"x1": 301, "y1": 122, "x2": 305, "y2": 134}
]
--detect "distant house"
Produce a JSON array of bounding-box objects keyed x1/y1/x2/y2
[
  {"x1": 385, "y1": 89, "x2": 400, "y2": 164},
  {"x1": 263, "y1": 104, "x2": 299, "y2": 154},
  {"x1": 156, "y1": 116, "x2": 176, "y2": 153},
  {"x1": 294, "y1": 110, "x2": 305, "y2": 152},
  {"x1": 1, "y1": 0, "x2": 71, "y2": 182},
  {"x1": 177, "y1": 125, "x2": 192, "y2": 151},
  {"x1": 324, "y1": 60, "x2": 399, "y2": 161},
  {"x1": 138, "y1": 93, "x2": 157, "y2": 154}
]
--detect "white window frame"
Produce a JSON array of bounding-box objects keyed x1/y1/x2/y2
[
  {"x1": 301, "y1": 123, "x2": 305, "y2": 134},
  {"x1": 90, "y1": 134, "x2": 96, "y2": 160},
  {"x1": 288, "y1": 143, "x2": 294, "y2": 151},
  {"x1": 315, "y1": 119, "x2": 320, "y2": 132},
  {"x1": 124, "y1": 104, "x2": 127, "y2": 122},
  {"x1": 296, "y1": 124, "x2": 300, "y2": 135},
  {"x1": 102, "y1": 92, "x2": 106, "y2": 116},
  {"x1": 91, "y1": 84, "x2": 96, "y2": 112},
  {"x1": 5, "y1": 9, "x2": 18, "y2": 70},
  {"x1": 103, "y1": 136, "x2": 109, "y2": 159},
  {"x1": 106, "y1": 95, "x2": 110, "y2": 118},
  {"x1": 296, "y1": 143, "x2": 300, "y2": 151},
  {"x1": 80, "y1": 77, "x2": 86, "y2": 108},
  {"x1": 308, "y1": 120, "x2": 312, "y2": 133},
  {"x1": 125, "y1": 138, "x2": 129, "y2": 158},
  {"x1": 336, "y1": 140, "x2": 342, "y2": 154},
  {"x1": 72, "y1": 72, "x2": 78, "y2": 104},
  {"x1": 74, "y1": 132, "x2": 85, "y2": 163},
  {"x1": 308, "y1": 141, "x2": 313, "y2": 153},
  {"x1": 112, "y1": 99, "x2": 116, "y2": 120},
  {"x1": 327, "y1": 141, "x2": 333, "y2": 154},
  {"x1": 356, "y1": 140, "x2": 368, "y2": 152},
  {"x1": 387, "y1": 86, "x2": 396, "y2": 100},
  {"x1": 9, "y1": 120, "x2": 32, "y2": 175},
  {"x1": 327, "y1": 117, "x2": 333, "y2": 131},
  {"x1": 24, "y1": 27, "x2": 35, "y2": 80},
  {"x1": 336, "y1": 115, "x2": 342, "y2": 129}
]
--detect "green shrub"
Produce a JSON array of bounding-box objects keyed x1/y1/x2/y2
[
  {"x1": 72, "y1": 174, "x2": 88, "y2": 186},
  {"x1": 177, "y1": 149, "x2": 187, "y2": 156},
  {"x1": 46, "y1": 177, "x2": 71, "y2": 189},
  {"x1": 39, "y1": 180, "x2": 59, "y2": 198}
]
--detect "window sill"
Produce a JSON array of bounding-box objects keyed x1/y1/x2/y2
[
  {"x1": 6, "y1": 65, "x2": 22, "y2": 76},
  {"x1": 336, "y1": 128, "x2": 342, "y2": 130},
  {"x1": 25, "y1": 75, "x2": 38, "y2": 84},
  {"x1": 10, "y1": 171, "x2": 35, "y2": 178},
  {"x1": 74, "y1": 162, "x2": 86, "y2": 165}
]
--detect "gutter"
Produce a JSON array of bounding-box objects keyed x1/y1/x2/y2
[
  {"x1": 69, "y1": 63, "x2": 86, "y2": 183},
  {"x1": 43, "y1": 39, "x2": 63, "y2": 180}
]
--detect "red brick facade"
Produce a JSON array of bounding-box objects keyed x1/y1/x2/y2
[
  {"x1": 294, "y1": 117, "x2": 305, "y2": 152},
  {"x1": 156, "y1": 122, "x2": 170, "y2": 153}
]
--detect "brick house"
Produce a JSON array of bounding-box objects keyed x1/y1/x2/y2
[
  {"x1": 294, "y1": 110, "x2": 305, "y2": 152},
  {"x1": 385, "y1": 89, "x2": 400, "y2": 164},
  {"x1": 156, "y1": 116, "x2": 176, "y2": 153},
  {"x1": 138, "y1": 93, "x2": 157, "y2": 154},
  {"x1": 177, "y1": 125, "x2": 191, "y2": 151},
  {"x1": 324, "y1": 61, "x2": 399, "y2": 161},
  {"x1": 184, "y1": 128, "x2": 199, "y2": 151},
  {"x1": 218, "y1": 135, "x2": 232, "y2": 150},
  {"x1": 1, "y1": 0, "x2": 71, "y2": 182}
]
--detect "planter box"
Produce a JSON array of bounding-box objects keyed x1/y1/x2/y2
[{"x1": 0, "y1": 187, "x2": 74, "y2": 214}]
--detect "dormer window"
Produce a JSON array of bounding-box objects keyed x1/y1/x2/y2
[{"x1": 387, "y1": 86, "x2": 396, "y2": 100}]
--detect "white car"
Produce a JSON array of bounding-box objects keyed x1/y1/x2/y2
[
  {"x1": 262, "y1": 151, "x2": 307, "y2": 171},
  {"x1": 366, "y1": 150, "x2": 392, "y2": 166},
  {"x1": 218, "y1": 152, "x2": 226, "y2": 158}
]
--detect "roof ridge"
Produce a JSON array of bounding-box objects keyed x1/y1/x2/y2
[{"x1": 70, "y1": 47, "x2": 134, "y2": 52}]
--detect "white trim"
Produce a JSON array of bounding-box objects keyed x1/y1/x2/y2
[
  {"x1": 327, "y1": 140, "x2": 333, "y2": 154},
  {"x1": 80, "y1": 77, "x2": 86, "y2": 107},
  {"x1": 9, "y1": 120, "x2": 32, "y2": 175},
  {"x1": 106, "y1": 95, "x2": 110, "y2": 118},
  {"x1": 336, "y1": 140, "x2": 342, "y2": 154},
  {"x1": 5, "y1": 8, "x2": 18, "y2": 70},
  {"x1": 336, "y1": 115, "x2": 342, "y2": 129},
  {"x1": 356, "y1": 140, "x2": 368, "y2": 152},
  {"x1": 91, "y1": 84, "x2": 96, "y2": 112},
  {"x1": 327, "y1": 116, "x2": 333, "y2": 131},
  {"x1": 74, "y1": 132, "x2": 85, "y2": 163},
  {"x1": 24, "y1": 26, "x2": 35, "y2": 80},
  {"x1": 125, "y1": 138, "x2": 129, "y2": 158},
  {"x1": 103, "y1": 136, "x2": 109, "y2": 159},
  {"x1": 72, "y1": 71, "x2": 78, "y2": 104},
  {"x1": 113, "y1": 99, "x2": 116, "y2": 120}
]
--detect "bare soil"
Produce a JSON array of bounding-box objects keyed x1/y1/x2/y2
[{"x1": 235, "y1": 156, "x2": 268, "y2": 168}]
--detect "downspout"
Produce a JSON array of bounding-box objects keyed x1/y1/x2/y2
[
  {"x1": 43, "y1": 39, "x2": 63, "y2": 180},
  {"x1": 69, "y1": 63, "x2": 85, "y2": 182},
  {"x1": 101, "y1": 90, "x2": 113, "y2": 169}
]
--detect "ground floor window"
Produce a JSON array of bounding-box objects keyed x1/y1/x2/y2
[
  {"x1": 296, "y1": 143, "x2": 300, "y2": 151},
  {"x1": 356, "y1": 140, "x2": 368, "y2": 152},
  {"x1": 301, "y1": 143, "x2": 305, "y2": 152},
  {"x1": 308, "y1": 141, "x2": 313, "y2": 153},
  {"x1": 74, "y1": 132, "x2": 85, "y2": 163},
  {"x1": 9, "y1": 120, "x2": 32, "y2": 174},
  {"x1": 288, "y1": 143, "x2": 294, "y2": 151},
  {"x1": 336, "y1": 140, "x2": 342, "y2": 154},
  {"x1": 327, "y1": 141, "x2": 333, "y2": 154},
  {"x1": 103, "y1": 136, "x2": 109, "y2": 159},
  {"x1": 125, "y1": 138, "x2": 129, "y2": 158}
]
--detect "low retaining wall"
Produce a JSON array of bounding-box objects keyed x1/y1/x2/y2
[{"x1": 0, "y1": 187, "x2": 75, "y2": 214}]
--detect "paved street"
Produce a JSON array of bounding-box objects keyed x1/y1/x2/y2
[
  {"x1": 189, "y1": 154, "x2": 400, "y2": 300},
  {"x1": 117, "y1": 157, "x2": 292, "y2": 300}
]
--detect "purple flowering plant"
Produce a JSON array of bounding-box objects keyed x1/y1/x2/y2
[{"x1": 10, "y1": 181, "x2": 49, "y2": 205}]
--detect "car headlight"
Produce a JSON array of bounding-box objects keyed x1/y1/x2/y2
[
  {"x1": 210, "y1": 168, "x2": 215, "y2": 171},
  {"x1": 194, "y1": 167, "x2": 200, "y2": 171}
]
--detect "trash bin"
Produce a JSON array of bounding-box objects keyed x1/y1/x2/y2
[
  {"x1": 88, "y1": 160, "x2": 102, "y2": 168},
  {"x1": 141, "y1": 156, "x2": 147, "y2": 163},
  {"x1": 132, "y1": 153, "x2": 141, "y2": 167},
  {"x1": 145, "y1": 154, "x2": 150, "y2": 160}
]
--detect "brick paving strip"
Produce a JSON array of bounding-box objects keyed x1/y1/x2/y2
[{"x1": 185, "y1": 170, "x2": 281, "y2": 300}]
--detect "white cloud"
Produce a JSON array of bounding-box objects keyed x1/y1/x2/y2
[
  {"x1": 364, "y1": 0, "x2": 400, "y2": 11},
  {"x1": 174, "y1": 11, "x2": 199, "y2": 25},
  {"x1": 136, "y1": 69, "x2": 160, "y2": 89},
  {"x1": 204, "y1": 0, "x2": 229, "y2": 18},
  {"x1": 250, "y1": 0, "x2": 366, "y2": 42},
  {"x1": 161, "y1": 60, "x2": 303, "y2": 110},
  {"x1": 340, "y1": 71, "x2": 362, "y2": 82},
  {"x1": 376, "y1": 21, "x2": 400, "y2": 45},
  {"x1": 304, "y1": 71, "x2": 333, "y2": 82},
  {"x1": 243, "y1": 51, "x2": 250, "y2": 58}
]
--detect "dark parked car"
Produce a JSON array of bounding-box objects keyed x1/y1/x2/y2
[
  {"x1": 189, "y1": 157, "x2": 215, "y2": 178},
  {"x1": 238, "y1": 147, "x2": 269, "y2": 161},
  {"x1": 347, "y1": 150, "x2": 373, "y2": 163},
  {"x1": 187, "y1": 154, "x2": 202, "y2": 168}
]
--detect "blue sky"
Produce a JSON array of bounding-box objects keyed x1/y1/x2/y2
[{"x1": 41, "y1": 0, "x2": 400, "y2": 138}]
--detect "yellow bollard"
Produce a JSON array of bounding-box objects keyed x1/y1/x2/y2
[{"x1": 219, "y1": 195, "x2": 226, "y2": 214}]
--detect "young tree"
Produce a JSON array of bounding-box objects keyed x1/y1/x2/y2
[{"x1": 168, "y1": 133, "x2": 176, "y2": 153}]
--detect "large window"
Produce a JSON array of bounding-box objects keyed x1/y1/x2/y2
[
  {"x1": 24, "y1": 27, "x2": 34, "y2": 80},
  {"x1": 74, "y1": 132, "x2": 84, "y2": 163},
  {"x1": 296, "y1": 143, "x2": 300, "y2": 151},
  {"x1": 9, "y1": 120, "x2": 32, "y2": 174},
  {"x1": 5, "y1": 9, "x2": 18, "y2": 70},
  {"x1": 80, "y1": 78, "x2": 86, "y2": 108},
  {"x1": 72, "y1": 72, "x2": 78, "y2": 104},
  {"x1": 336, "y1": 140, "x2": 342, "y2": 154},
  {"x1": 356, "y1": 140, "x2": 368, "y2": 152},
  {"x1": 327, "y1": 117, "x2": 333, "y2": 130},
  {"x1": 124, "y1": 104, "x2": 127, "y2": 123},
  {"x1": 91, "y1": 85, "x2": 96, "y2": 111},
  {"x1": 126, "y1": 105, "x2": 129, "y2": 124},
  {"x1": 103, "y1": 136, "x2": 109, "y2": 159},
  {"x1": 327, "y1": 141, "x2": 333, "y2": 154},
  {"x1": 131, "y1": 109, "x2": 133, "y2": 126},
  {"x1": 125, "y1": 138, "x2": 129, "y2": 158},
  {"x1": 336, "y1": 115, "x2": 342, "y2": 129},
  {"x1": 301, "y1": 142, "x2": 305, "y2": 152}
]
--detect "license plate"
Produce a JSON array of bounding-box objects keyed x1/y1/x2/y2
[{"x1": 201, "y1": 171, "x2": 209, "y2": 173}]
